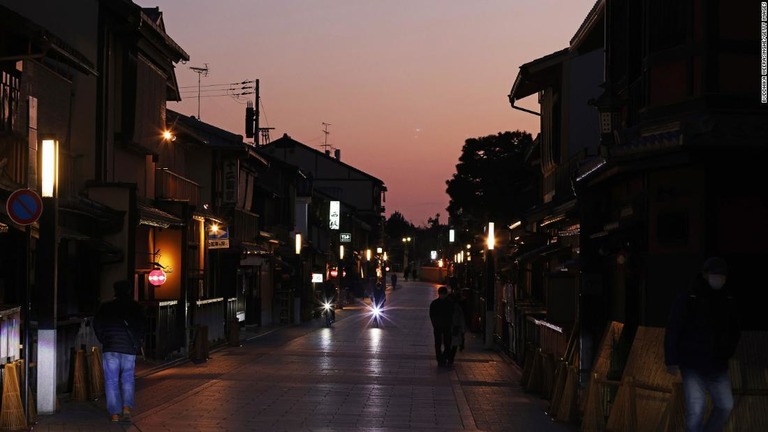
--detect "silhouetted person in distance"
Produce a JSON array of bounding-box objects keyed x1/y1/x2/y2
[
  {"x1": 429, "y1": 286, "x2": 454, "y2": 367},
  {"x1": 94, "y1": 280, "x2": 147, "y2": 423},
  {"x1": 448, "y1": 275, "x2": 459, "y2": 293},
  {"x1": 664, "y1": 257, "x2": 741, "y2": 432},
  {"x1": 447, "y1": 290, "x2": 467, "y2": 365},
  {"x1": 390, "y1": 273, "x2": 398, "y2": 290},
  {"x1": 404, "y1": 265, "x2": 410, "y2": 281},
  {"x1": 372, "y1": 281, "x2": 386, "y2": 308}
]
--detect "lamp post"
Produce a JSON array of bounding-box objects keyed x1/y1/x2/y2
[
  {"x1": 295, "y1": 233, "x2": 303, "y2": 324},
  {"x1": 438, "y1": 259, "x2": 444, "y2": 284},
  {"x1": 401, "y1": 237, "x2": 411, "y2": 274},
  {"x1": 37, "y1": 138, "x2": 59, "y2": 413},
  {"x1": 485, "y1": 222, "x2": 495, "y2": 349},
  {"x1": 448, "y1": 229, "x2": 455, "y2": 286}
]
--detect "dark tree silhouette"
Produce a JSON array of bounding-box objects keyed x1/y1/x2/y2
[
  {"x1": 445, "y1": 130, "x2": 537, "y2": 234},
  {"x1": 384, "y1": 211, "x2": 415, "y2": 241},
  {"x1": 384, "y1": 211, "x2": 416, "y2": 270}
]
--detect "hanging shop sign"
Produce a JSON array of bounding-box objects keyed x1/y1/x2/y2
[
  {"x1": 208, "y1": 227, "x2": 230, "y2": 249},
  {"x1": 329, "y1": 201, "x2": 340, "y2": 230},
  {"x1": 148, "y1": 269, "x2": 167, "y2": 286}
]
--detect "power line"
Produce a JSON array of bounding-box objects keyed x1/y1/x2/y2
[
  {"x1": 179, "y1": 80, "x2": 254, "y2": 89},
  {"x1": 181, "y1": 87, "x2": 250, "y2": 95},
  {"x1": 181, "y1": 93, "x2": 253, "y2": 99},
  {"x1": 179, "y1": 88, "x2": 253, "y2": 96}
]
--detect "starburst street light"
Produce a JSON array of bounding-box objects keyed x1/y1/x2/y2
[{"x1": 162, "y1": 130, "x2": 176, "y2": 141}]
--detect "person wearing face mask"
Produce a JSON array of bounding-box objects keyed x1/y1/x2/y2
[{"x1": 664, "y1": 257, "x2": 741, "y2": 432}]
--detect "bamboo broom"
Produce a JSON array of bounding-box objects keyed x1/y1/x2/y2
[
  {"x1": 0, "y1": 362, "x2": 27, "y2": 431},
  {"x1": 15, "y1": 360, "x2": 35, "y2": 425},
  {"x1": 71, "y1": 349, "x2": 88, "y2": 401},
  {"x1": 88, "y1": 346, "x2": 104, "y2": 399}
]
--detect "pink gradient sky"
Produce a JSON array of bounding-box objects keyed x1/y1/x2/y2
[{"x1": 144, "y1": 0, "x2": 597, "y2": 226}]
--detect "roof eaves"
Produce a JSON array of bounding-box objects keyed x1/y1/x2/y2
[
  {"x1": 139, "y1": 8, "x2": 190, "y2": 63},
  {"x1": 265, "y1": 135, "x2": 385, "y2": 185},
  {"x1": 570, "y1": 0, "x2": 605, "y2": 50},
  {"x1": 509, "y1": 48, "x2": 570, "y2": 102},
  {"x1": 0, "y1": 5, "x2": 97, "y2": 76}
]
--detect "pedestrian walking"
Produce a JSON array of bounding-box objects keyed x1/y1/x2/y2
[
  {"x1": 372, "y1": 281, "x2": 386, "y2": 308},
  {"x1": 391, "y1": 273, "x2": 398, "y2": 290},
  {"x1": 429, "y1": 286, "x2": 454, "y2": 367},
  {"x1": 664, "y1": 257, "x2": 741, "y2": 432},
  {"x1": 93, "y1": 280, "x2": 147, "y2": 423},
  {"x1": 447, "y1": 291, "x2": 467, "y2": 365}
]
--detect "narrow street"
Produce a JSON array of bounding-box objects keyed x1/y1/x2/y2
[{"x1": 34, "y1": 276, "x2": 577, "y2": 431}]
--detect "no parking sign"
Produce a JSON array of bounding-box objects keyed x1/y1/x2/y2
[{"x1": 5, "y1": 189, "x2": 43, "y2": 226}]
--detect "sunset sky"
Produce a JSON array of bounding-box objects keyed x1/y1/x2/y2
[{"x1": 144, "y1": 0, "x2": 598, "y2": 226}]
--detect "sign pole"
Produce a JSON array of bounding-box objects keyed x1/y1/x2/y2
[{"x1": 23, "y1": 225, "x2": 31, "y2": 425}]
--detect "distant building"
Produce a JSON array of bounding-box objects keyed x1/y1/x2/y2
[{"x1": 262, "y1": 133, "x2": 387, "y2": 261}]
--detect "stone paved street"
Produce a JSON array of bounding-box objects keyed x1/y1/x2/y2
[{"x1": 32, "y1": 277, "x2": 578, "y2": 431}]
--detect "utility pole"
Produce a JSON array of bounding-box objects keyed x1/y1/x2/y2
[
  {"x1": 245, "y1": 79, "x2": 274, "y2": 145},
  {"x1": 190, "y1": 64, "x2": 209, "y2": 119},
  {"x1": 254, "y1": 79, "x2": 259, "y2": 140}
]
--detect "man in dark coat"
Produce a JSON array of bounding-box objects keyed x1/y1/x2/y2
[
  {"x1": 94, "y1": 280, "x2": 147, "y2": 422},
  {"x1": 429, "y1": 286, "x2": 454, "y2": 366},
  {"x1": 372, "y1": 281, "x2": 386, "y2": 308},
  {"x1": 664, "y1": 257, "x2": 740, "y2": 432}
]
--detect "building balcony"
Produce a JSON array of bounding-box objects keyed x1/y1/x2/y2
[
  {"x1": 155, "y1": 168, "x2": 200, "y2": 207},
  {"x1": 233, "y1": 208, "x2": 259, "y2": 243}
]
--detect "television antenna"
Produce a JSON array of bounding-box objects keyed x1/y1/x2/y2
[
  {"x1": 190, "y1": 64, "x2": 209, "y2": 119},
  {"x1": 321, "y1": 122, "x2": 333, "y2": 153}
]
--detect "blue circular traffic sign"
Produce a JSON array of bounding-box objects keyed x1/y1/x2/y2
[{"x1": 6, "y1": 189, "x2": 43, "y2": 225}]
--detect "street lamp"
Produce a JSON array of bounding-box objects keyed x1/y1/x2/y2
[
  {"x1": 402, "y1": 237, "x2": 412, "y2": 275},
  {"x1": 485, "y1": 221, "x2": 495, "y2": 349},
  {"x1": 447, "y1": 229, "x2": 455, "y2": 284},
  {"x1": 486, "y1": 222, "x2": 495, "y2": 250},
  {"x1": 41, "y1": 139, "x2": 58, "y2": 198},
  {"x1": 294, "y1": 233, "x2": 303, "y2": 325},
  {"x1": 38, "y1": 138, "x2": 59, "y2": 413}
]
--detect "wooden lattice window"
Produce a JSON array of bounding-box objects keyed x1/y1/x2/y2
[{"x1": 0, "y1": 68, "x2": 20, "y2": 132}]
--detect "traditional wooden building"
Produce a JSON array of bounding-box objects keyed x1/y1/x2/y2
[
  {"x1": 505, "y1": 10, "x2": 604, "y2": 364},
  {"x1": 261, "y1": 133, "x2": 387, "y2": 294}
]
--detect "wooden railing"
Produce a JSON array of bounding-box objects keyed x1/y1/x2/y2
[
  {"x1": 233, "y1": 208, "x2": 259, "y2": 242},
  {"x1": 155, "y1": 168, "x2": 200, "y2": 207},
  {"x1": 144, "y1": 300, "x2": 182, "y2": 360},
  {"x1": 193, "y1": 297, "x2": 226, "y2": 344}
]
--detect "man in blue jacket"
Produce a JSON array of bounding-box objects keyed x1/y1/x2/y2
[
  {"x1": 664, "y1": 257, "x2": 741, "y2": 432},
  {"x1": 94, "y1": 280, "x2": 146, "y2": 423}
]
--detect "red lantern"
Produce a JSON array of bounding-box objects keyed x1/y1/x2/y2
[
  {"x1": 330, "y1": 268, "x2": 338, "y2": 278},
  {"x1": 148, "y1": 269, "x2": 167, "y2": 286}
]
